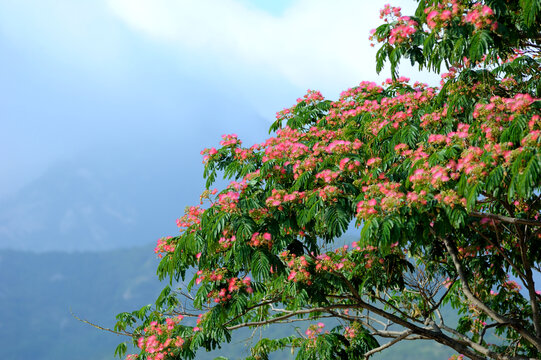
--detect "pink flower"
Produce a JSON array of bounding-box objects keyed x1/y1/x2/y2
[
  {"x1": 175, "y1": 337, "x2": 185, "y2": 347},
  {"x1": 441, "y1": 10, "x2": 451, "y2": 20},
  {"x1": 366, "y1": 157, "x2": 381, "y2": 166},
  {"x1": 287, "y1": 271, "x2": 297, "y2": 281}
]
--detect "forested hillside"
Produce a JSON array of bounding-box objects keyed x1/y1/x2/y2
[
  {"x1": 0, "y1": 245, "x2": 162, "y2": 359},
  {"x1": 0, "y1": 244, "x2": 454, "y2": 359}
]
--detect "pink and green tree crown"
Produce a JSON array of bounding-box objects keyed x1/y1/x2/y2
[{"x1": 113, "y1": 1, "x2": 541, "y2": 359}]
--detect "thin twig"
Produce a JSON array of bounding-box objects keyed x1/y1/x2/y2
[{"x1": 70, "y1": 309, "x2": 133, "y2": 337}]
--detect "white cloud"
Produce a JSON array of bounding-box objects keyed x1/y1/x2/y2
[
  {"x1": 0, "y1": 0, "x2": 437, "y2": 103},
  {"x1": 106, "y1": 0, "x2": 428, "y2": 97},
  {"x1": 0, "y1": 0, "x2": 132, "y2": 78}
]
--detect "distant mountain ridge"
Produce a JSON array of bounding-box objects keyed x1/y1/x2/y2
[
  {"x1": 0, "y1": 244, "x2": 455, "y2": 360},
  {"x1": 0, "y1": 110, "x2": 273, "y2": 253},
  {"x1": 0, "y1": 244, "x2": 163, "y2": 360},
  {"x1": 0, "y1": 153, "x2": 201, "y2": 252}
]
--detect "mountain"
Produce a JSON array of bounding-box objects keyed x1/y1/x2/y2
[
  {"x1": 0, "y1": 102, "x2": 271, "y2": 252},
  {"x1": 0, "y1": 243, "x2": 457, "y2": 360},
  {"x1": 0, "y1": 154, "x2": 197, "y2": 252},
  {"x1": 0, "y1": 244, "x2": 164, "y2": 360}
]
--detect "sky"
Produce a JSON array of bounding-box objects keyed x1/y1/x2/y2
[{"x1": 0, "y1": 0, "x2": 442, "y2": 200}]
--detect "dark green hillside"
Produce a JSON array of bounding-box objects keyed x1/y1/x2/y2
[
  {"x1": 0, "y1": 244, "x2": 163, "y2": 360},
  {"x1": 0, "y1": 243, "x2": 457, "y2": 359}
]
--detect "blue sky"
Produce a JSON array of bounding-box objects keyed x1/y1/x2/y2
[{"x1": 0, "y1": 0, "x2": 437, "y2": 199}]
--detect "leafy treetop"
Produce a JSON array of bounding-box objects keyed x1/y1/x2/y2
[{"x1": 113, "y1": 1, "x2": 541, "y2": 359}]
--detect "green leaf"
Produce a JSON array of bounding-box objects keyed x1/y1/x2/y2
[
  {"x1": 469, "y1": 30, "x2": 492, "y2": 63},
  {"x1": 155, "y1": 285, "x2": 171, "y2": 308},
  {"x1": 517, "y1": 153, "x2": 540, "y2": 198},
  {"x1": 486, "y1": 166, "x2": 504, "y2": 193},
  {"x1": 114, "y1": 342, "x2": 127, "y2": 358},
  {"x1": 251, "y1": 250, "x2": 271, "y2": 281},
  {"x1": 520, "y1": 0, "x2": 541, "y2": 27},
  {"x1": 466, "y1": 182, "x2": 482, "y2": 210}
]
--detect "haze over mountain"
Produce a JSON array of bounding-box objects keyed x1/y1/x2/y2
[{"x1": 0, "y1": 110, "x2": 269, "y2": 252}]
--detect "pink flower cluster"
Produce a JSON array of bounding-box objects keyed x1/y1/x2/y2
[
  {"x1": 339, "y1": 81, "x2": 383, "y2": 102},
  {"x1": 424, "y1": 1, "x2": 461, "y2": 30},
  {"x1": 379, "y1": 4, "x2": 401, "y2": 19},
  {"x1": 266, "y1": 189, "x2": 306, "y2": 208},
  {"x1": 305, "y1": 322, "x2": 325, "y2": 339},
  {"x1": 207, "y1": 276, "x2": 253, "y2": 303},
  {"x1": 388, "y1": 19, "x2": 418, "y2": 45},
  {"x1": 234, "y1": 145, "x2": 258, "y2": 162},
  {"x1": 356, "y1": 181, "x2": 406, "y2": 219},
  {"x1": 344, "y1": 325, "x2": 357, "y2": 340},
  {"x1": 315, "y1": 169, "x2": 340, "y2": 183},
  {"x1": 218, "y1": 231, "x2": 236, "y2": 250},
  {"x1": 296, "y1": 89, "x2": 325, "y2": 105},
  {"x1": 200, "y1": 147, "x2": 218, "y2": 163},
  {"x1": 199, "y1": 188, "x2": 218, "y2": 205},
  {"x1": 464, "y1": 3, "x2": 497, "y2": 31},
  {"x1": 325, "y1": 139, "x2": 363, "y2": 154},
  {"x1": 216, "y1": 191, "x2": 240, "y2": 212},
  {"x1": 196, "y1": 268, "x2": 225, "y2": 285},
  {"x1": 154, "y1": 236, "x2": 175, "y2": 258},
  {"x1": 249, "y1": 232, "x2": 273, "y2": 249},
  {"x1": 366, "y1": 157, "x2": 381, "y2": 167},
  {"x1": 135, "y1": 316, "x2": 185, "y2": 360},
  {"x1": 314, "y1": 251, "x2": 353, "y2": 272},
  {"x1": 521, "y1": 130, "x2": 541, "y2": 147},
  {"x1": 195, "y1": 268, "x2": 253, "y2": 303},
  {"x1": 263, "y1": 138, "x2": 309, "y2": 163},
  {"x1": 339, "y1": 157, "x2": 361, "y2": 172},
  {"x1": 420, "y1": 107, "x2": 449, "y2": 128},
  {"x1": 456, "y1": 147, "x2": 487, "y2": 180},
  {"x1": 406, "y1": 190, "x2": 428, "y2": 207},
  {"x1": 409, "y1": 163, "x2": 453, "y2": 189},
  {"x1": 317, "y1": 185, "x2": 342, "y2": 202},
  {"x1": 502, "y1": 278, "x2": 522, "y2": 293},
  {"x1": 292, "y1": 156, "x2": 320, "y2": 179},
  {"x1": 219, "y1": 133, "x2": 241, "y2": 147},
  {"x1": 176, "y1": 206, "x2": 205, "y2": 234},
  {"x1": 372, "y1": 4, "x2": 418, "y2": 45},
  {"x1": 473, "y1": 94, "x2": 536, "y2": 119},
  {"x1": 434, "y1": 190, "x2": 466, "y2": 208},
  {"x1": 281, "y1": 251, "x2": 312, "y2": 284}
]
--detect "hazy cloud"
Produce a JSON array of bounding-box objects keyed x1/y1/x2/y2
[{"x1": 106, "y1": 0, "x2": 402, "y2": 96}]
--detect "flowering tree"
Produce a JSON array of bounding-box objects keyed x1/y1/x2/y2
[{"x1": 112, "y1": 1, "x2": 541, "y2": 359}]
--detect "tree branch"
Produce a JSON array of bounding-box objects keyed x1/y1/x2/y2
[
  {"x1": 470, "y1": 223, "x2": 528, "y2": 284},
  {"x1": 225, "y1": 304, "x2": 353, "y2": 330},
  {"x1": 70, "y1": 309, "x2": 133, "y2": 337},
  {"x1": 470, "y1": 211, "x2": 541, "y2": 227},
  {"x1": 334, "y1": 273, "x2": 488, "y2": 359},
  {"x1": 439, "y1": 323, "x2": 534, "y2": 360},
  {"x1": 363, "y1": 330, "x2": 413, "y2": 358},
  {"x1": 442, "y1": 236, "x2": 541, "y2": 353},
  {"x1": 223, "y1": 298, "x2": 279, "y2": 326},
  {"x1": 518, "y1": 230, "x2": 541, "y2": 338},
  {"x1": 355, "y1": 298, "x2": 486, "y2": 360}
]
